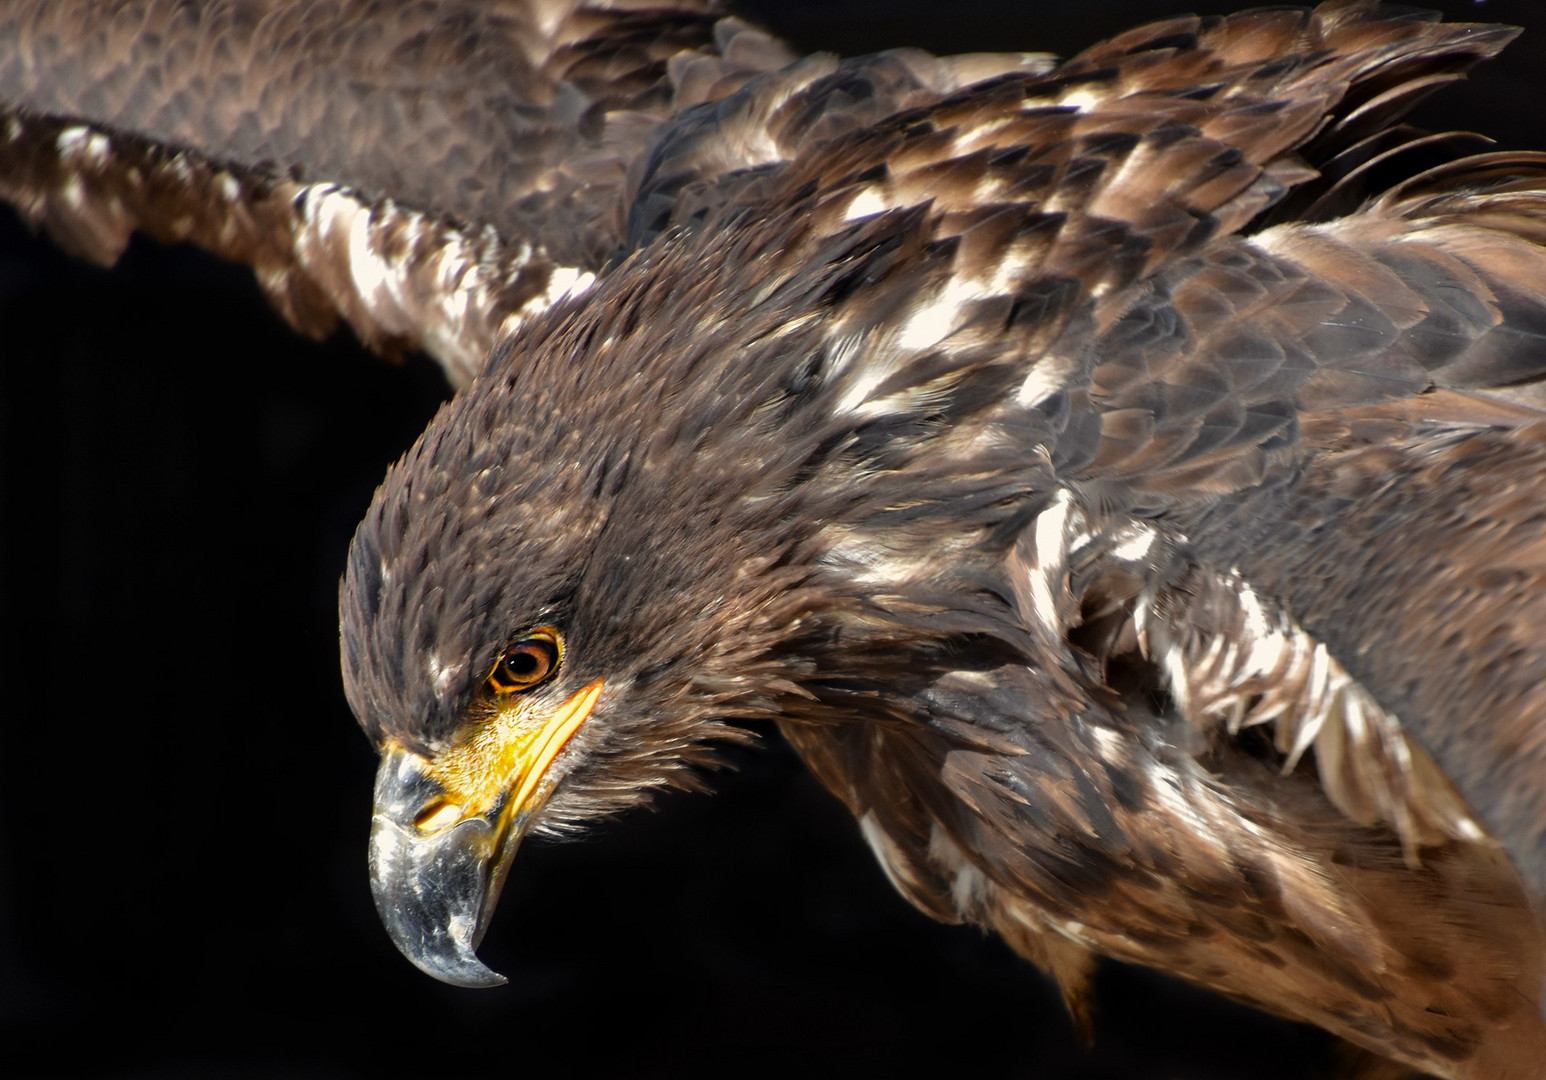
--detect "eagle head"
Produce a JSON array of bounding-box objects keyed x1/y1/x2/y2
[
  {"x1": 338, "y1": 251, "x2": 831, "y2": 985},
  {"x1": 339, "y1": 196, "x2": 1059, "y2": 986}
]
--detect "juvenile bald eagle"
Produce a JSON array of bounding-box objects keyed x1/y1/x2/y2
[{"x1": 7, "y1": 2, "x2": 1546, "y2": 1077}]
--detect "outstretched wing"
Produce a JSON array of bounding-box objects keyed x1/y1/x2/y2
[
  {"x1": 0, "y1": 0, "x2": 1054, "y2": 383},
  {"x1": 0, "y1": 0, "x2": 793, "y2": 381}
]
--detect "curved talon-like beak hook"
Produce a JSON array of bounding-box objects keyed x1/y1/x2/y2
[
  {"x1": 367, "y1": 679, "x2": 604, "y2": 986},
  {"x1": 369, "y1": 748, "x2": 512, "y2": 987}
]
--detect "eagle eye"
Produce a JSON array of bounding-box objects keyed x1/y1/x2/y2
[{"x1": 487, "y1": 629, "x2": 562, "y2": 694}]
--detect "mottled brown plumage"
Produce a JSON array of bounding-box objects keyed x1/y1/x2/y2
[
  {"x1": 8, "y1": 2, "x2": 1546, "y2": 1077},
  {"x1": 0, "y1": 0, "x2": 800, "y2": 378}
]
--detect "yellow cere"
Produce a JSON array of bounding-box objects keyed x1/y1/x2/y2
[{"x1": 423, "y1": 679, "x2": 605, "y2": 825}]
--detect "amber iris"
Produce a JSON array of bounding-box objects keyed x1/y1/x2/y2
[{"x1": 487, "y1": 629, "x2": 561, "y2": 694}]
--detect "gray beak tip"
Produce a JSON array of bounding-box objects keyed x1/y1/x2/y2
[{"x1": 369, "y1": 809, "x2": 510, "y2": 989}]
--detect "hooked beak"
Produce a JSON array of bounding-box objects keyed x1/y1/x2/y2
[{"x1": 367, "y1": 679, "x2": 604, "y2": 987}]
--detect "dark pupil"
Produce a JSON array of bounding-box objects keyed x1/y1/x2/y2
[{"x1": 504, "y1": 647, "x2": 544, "y2": 679}]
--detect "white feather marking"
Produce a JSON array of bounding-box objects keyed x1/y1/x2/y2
[
  {"x1": 1132, "y1": 583, "x2": 1155, "y2": 658},
  {"x1": 426, "y1": 653, "x2": 461, "y2": 698},
  {"x1": 945, "y1": 669, "x2": 998, "y2": 689},
  {"x1": 1244, "y1": 633, "x2": 1292, "y2": 695},
  {"x1": 400, "y1": 212, "x2": 427, "y2": 249},
  {"x1": 1157, "y1": 626, "x2": 1193, "y2": 719},
  {"x1": 848, "y1": 388, "x2": 918, "y2": 421},
  {"x1": 1014, "y1": 353, "x2": 1077, "y2": 408},
  {"x1": 895, "y1": 276, "x2": 985, "y2": 352},
  {"x1": 1109, "y1": 524, "x2": 1157, "y2": 563},
  {"x1": 83, "y1": 131, "x2": 112, "y2": 164},
  {"x1": 526, "y1": 265, "x2": 595, "y2": 312},
  {"x1": 1055, "y1": 87, "x2": 1109, "y2": 112},
  {"x1": 1452, "y1": 815, "x2": 1487, "y2": 843},
  {"x1": 1027, "y1": 489, "x2": 1075, "y2": 632},
  {"x1": 347, "y1": 200, "x2": 393, "y2": 304},
  {"x1": 55, "y1": 125, "x2": 91, "y2": 155},
  {"x1": 431, "y1": 238, "x2": 472, "y2": 292},
  {"x1": 1088, "y1": 725, "x2": 1128, "y2": 766},
  {"x1": 831, "y1": 356, "x2": 894, "y2": 416},
  {"x1": 1034, "y1": 489, "x2": 1073, "y2": 563},
  {"x1": 438, "y1": 266, "x2": 473, "y2": 323},
  {"x1": 821, "y1": 534, "x2": 934, "y2": 586},
  {"x1": 1236, "y1": 577, "x2": 1270, "y2": 641},
  {"x1": 843, "y1": 187, "x2": 891, "y2": 222},
  {"x1": 301, "y1": 183, "x2": 345, "y2": 230}
]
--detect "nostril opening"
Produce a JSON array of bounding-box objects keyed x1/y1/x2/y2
[{"x1": 415, "y1": 799, "x2": 466, "y2": 833}]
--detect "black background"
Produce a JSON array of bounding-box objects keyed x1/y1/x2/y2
[{"x1": 1, "y1": 2, "x2": 1540, "y2": 1077}]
